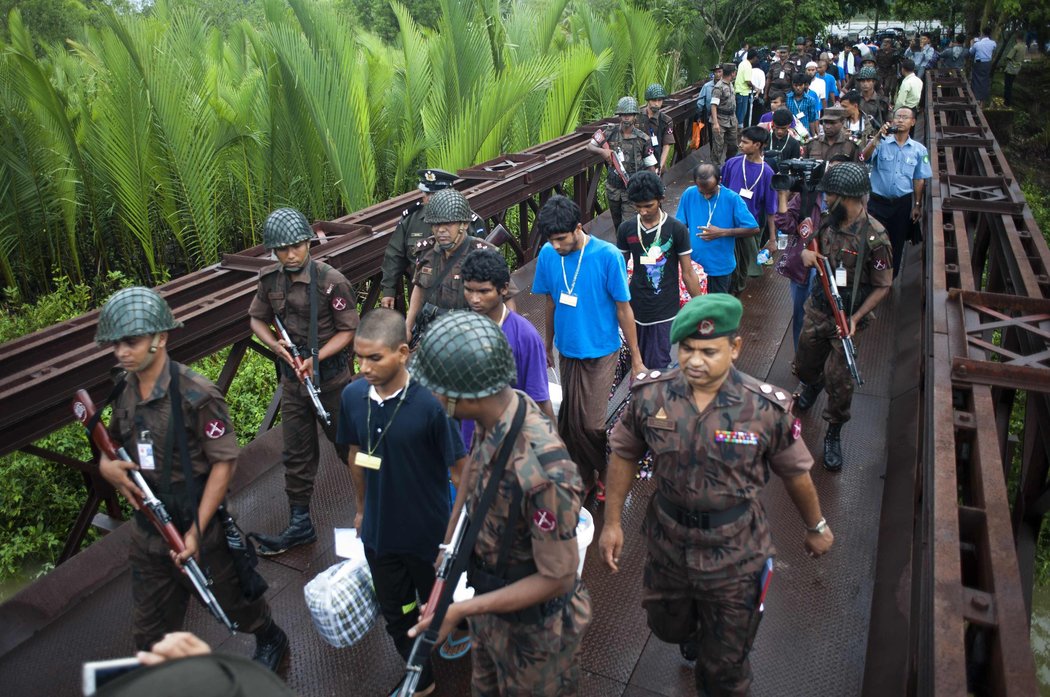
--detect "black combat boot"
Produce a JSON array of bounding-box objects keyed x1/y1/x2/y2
[
  {"x1": 795, "y1": 381, "x2": 823, "y2": 412},
  {"x1": 252, "y1": 505, "x2": 316, "y2": 556},
  {"x1": 823, "y1": 423, "x2": 843, "y2": 471},
  {"x1": 253, "y1": 619, "x2": 289, "y2": 672}
]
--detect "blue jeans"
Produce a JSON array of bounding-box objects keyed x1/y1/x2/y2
[
  {"x1": 735, "y1": 94, "x2": 750, "y2": 125},
  {"x1": 707, "y1": 273, "x2": 733, "y2": 295},
  {"x1": 790, "y1": 269, "x2": 815, "y2": 348}
]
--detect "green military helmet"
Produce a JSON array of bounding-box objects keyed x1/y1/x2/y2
[
  {"x1": 95, "y1": 286, "x2": 183, "y2": 344},
  {"x1": 423, "y1": 188, "x2": 472, "y2": 224},
  {"x1": 412, "y1": 312, "x2": 517, "y2": 400},
  {"x1": 856, "y1": 66, "x2": 878, "y2": 81},
  {"x1": 818, "y1": 162, "x2": 871, "y2": 198},
  {"x1": 644, "y1": 84, "x2": 668, "y2": 100},
  {"x1": 262, "y1": 208, "x2": 314, "y2": 250},
  {"x1": 615, "y1": 96, "x2": 640, "y2": 115}
]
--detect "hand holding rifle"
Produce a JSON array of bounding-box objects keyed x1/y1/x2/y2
[
  {"x1": 801, "y1": 242, "x2": 864, "y2": 385},
  {"x1": 272, "y1": 315, "x2": 331, "y2": 426}
]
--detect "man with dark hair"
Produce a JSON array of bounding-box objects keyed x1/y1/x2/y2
[
  {"x1": 710, "y1": 63, "x2": 740, "y2": 170},
  {"x1": 340, "y1": 307, "x2": 467, "y2": 697},
  {"x1": 531, "y1": 195, "x2": 645, "y2": 497},
  {"x1": 807, "y1": 106, "x2": 859, "y2": 161},
  {"x1": 676, "y1": 164, "x2": 759, "y2": 295},
  {"x1": 839, "y1": 90, "x2": 878, "y2": 142},
  {"x1": 721, "y1": 126, "x2": 776, "y2": 292},
  {"x1": 618, "y1": 171, "x2": 704, "y2": 369},
  {"x1": 894, "y1": 58, "x2": 922, "y2": 112},
  {"x1": 763, "y1": 108, "x2": 803, "y2": 172},
  {"x1": 461, "y1": 248, "x2": 555, "y2": 424},
  {"x1": 765, "y1": 46, "x2": 794, "y2": 99},
  {"x1": 735, "y1": 49, "x2": 759, "y2": 126},
  {"x1": 875, "y1": 37, "x2": 900, "y2": 97},
  {"x1": 911, "y1": 33, "x2": 936, "y2": 79},
  {"x1": 1003, "y1": 33, "x2": 1026, "y2": 107},
  {"x1": 939, "y1": 34, "x2": 967, "y2": 70},
  {"x1": 860, "y1": 106, "x2": 933, "y2": 274},
  {"x1": 586, "y1": 97, "x2": 656, "y2": 231},
  {"x1": 787, "y1": 71, "x2": 821, "y2": 134},
  {"x1": 969, "y1": 28, "x2": 997, "y2": 106},
  {"x1": 696, "y1": 65, "x2": 723, "y2": 132},
  {"x1": 599, "y1": 293, "x2": 834, "y2": 693}
]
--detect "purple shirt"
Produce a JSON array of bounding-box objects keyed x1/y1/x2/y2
[
  {"x1": 461, "y1": 310, "x2": 550, "y2": 447},
  {"x1": 720, "y1": 155, "x2": 776, "y2": 221}
]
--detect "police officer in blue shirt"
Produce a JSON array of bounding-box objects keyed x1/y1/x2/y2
[{"x1": 860, "y1": 106, "x2": 933, "y2": 275}]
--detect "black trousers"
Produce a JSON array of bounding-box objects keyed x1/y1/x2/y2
[
  {"x1": 867, "y1": 193, "x2": 913, "y2": 276},
  {"x1": 365, "y1": 549, "x2": 437, "y2": 689}
]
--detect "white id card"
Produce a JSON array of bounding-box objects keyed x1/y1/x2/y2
[
  {"x1": 640, "y1": 254, "x2": 659, "y2": 265},
  {"x1": 779, "y1": 71, "x2": 785, "y2": 79},
  {"x1": 137, "y1": 442, "x2": 155, "y2": 471},
  {"x1": 739, "y1": 189, "x2": 754, "y2": 200},
  {"x1": 797, "y1": 111, "x2": 805, "y2": 120},
  {"x1": 559, "y1": 292, "x2": 578, "y2": 307},
  {"x1": 651, "y1": 134, "x2": 659, "y2": 147},
  {"x1": 835, "y1": 264, "x2": 848, "y2": 287}
]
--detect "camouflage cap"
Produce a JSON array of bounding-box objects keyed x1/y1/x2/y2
[
  {"x1": 670, "y1": 294, "x2": 743, "y2": 343},
  {"x1": 644, "y1": 83, "x2": 668, "y2": 100},
  {"x1": 412, "y1": 311, "x2": 517, "y2": 399},
  {"x1": 615, "y1": 96, "x2": 640, "y2": 115},
  {"x1": 817, "y1": 161, "x2": 871, "y2": 198},
  {"x1": 856, "y1": 66, "x2": 878, "y2": 80},
  {"x1": 423, "y1": 188, "x2": 472, "y2": 224},
  {"x1": 417, "y1": 168, "x2": 457, "y2": 193},
  {"x1": 262, "y1": 208, "x2": 314, "y2": 249},
  {"x1": 95, "y1": 286, "x2": 182, "y2": 343}
]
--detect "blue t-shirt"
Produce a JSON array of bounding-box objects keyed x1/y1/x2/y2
[
  {"x1": 675, "y1": 185, "x2": 758, "y2": 277},
  {"x1": 532, "y1": 236, "x2": 629, "y2": 359},
  {"x1": 336, "y1": 378, "x2": 465, "y2": 559}
]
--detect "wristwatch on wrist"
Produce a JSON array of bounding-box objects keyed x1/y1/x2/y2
[{"x1": 807, "y1": 517, "x2": 828, "y2": 534}]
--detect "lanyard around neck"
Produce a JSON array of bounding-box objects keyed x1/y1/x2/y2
[
  {"x1": 637, "y1": 210, "x2": 667, "y2": 257},
  {"x1": 704, "y1": 189, "x2": 721, "y2": 227},
  {"x1": 741, "y1": 157, "x2": 763, "y2": 192},
  {"x1": 365, "y1": 377, "x2": 411, "y2": 456},
  {"x1": 560, "y1": 234, "x2": 588, "y2": 295}
]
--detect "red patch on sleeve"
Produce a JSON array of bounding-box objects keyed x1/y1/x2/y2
[
  {"x1": 204, "y1": 420, "x2": 226, "y2": 439},
  {"x1": 791, "y1": 419, "x2": 803, "y2": 440},
  {"x1": 532, "y1": 508, "x2": 557, "y2": 533},
  {"x1": 331, "y1": 296, "x2": 347, "y2": 311}
]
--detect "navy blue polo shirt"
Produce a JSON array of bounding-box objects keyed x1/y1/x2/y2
[{"x1": 336, "y1": 377, "x2": 465, "y2": 560}]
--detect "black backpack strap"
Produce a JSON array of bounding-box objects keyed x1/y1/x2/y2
[
  {"x1": 167, "y1": 360, "x2": 203, "y2": 544},
  {"x1": 308, "y1": 260, "x2": 319, "y2": 385}
]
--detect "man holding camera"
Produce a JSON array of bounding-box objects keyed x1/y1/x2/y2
[
  {"x1": 861, "y1": 106, "x2": 932, "y2": 275},
  {"x1": 795, "y1": 163, "x2": 893, "y2": 471}
]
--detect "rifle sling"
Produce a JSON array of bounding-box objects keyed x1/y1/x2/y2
[
  {"x1": 427, "y1": 397, "x2": 527, "y2": 639},
  {"x1": 166, "y1": 360, "x2": 206, "y2": 555},
  {"x1": 423, "y1": 237, "x2": 471, "y2": 307}
]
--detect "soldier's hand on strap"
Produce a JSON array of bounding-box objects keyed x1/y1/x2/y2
[
  {"x1": 98, "y1": 456, "x2": 144, "y2": 509},
  {"x1": 599, "y1": 524, "x2": 624, "y2": 573},
  {"x1": 804, "y1": 525, "x2": 834, "y2": 557}
]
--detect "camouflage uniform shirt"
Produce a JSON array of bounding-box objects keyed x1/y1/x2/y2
[
  {"x1": 805, "y1": 129, "x2": 860, "y2": 162},
  {"x1": 593, "y1": 124, "x2": 653, "y2": 191},
  {"x1": 638, "y1": 109, "x2": 675, "y2": 157},
  {"x1": 609, "y1": 367, "x2": 813, "y2": 579},
  {"x1": 809, "y1": 212, "x2": 893, "y2": 313},
  {"x1": 711, "y1": 79, "x2": 737, "y2": 127}
]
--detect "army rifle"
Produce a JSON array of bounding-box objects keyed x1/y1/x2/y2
[
  {"x1": 808, "y1": 241, "x2": 864, "y2": 386},
  {"x1": 591, "y1": 129, "x2": 631, "y2": 187},
  {"x1": 71, "y1": 389, "x2": 237, "y2": 633},
  {"x1": 273, "y1": 314, "x2": 331, "y2": 426}
]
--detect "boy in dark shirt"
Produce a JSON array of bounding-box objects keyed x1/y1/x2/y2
[{"x1": 339, "y1": 308, "x2": 467, "y2": 696}]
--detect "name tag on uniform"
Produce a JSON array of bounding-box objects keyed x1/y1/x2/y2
[
  {"x1": 137, "y1": 432, "x2": 155, "y2": 471},
  {"x1": 651, "y1": 134, "x2": 659, "y2": 147},
  {"x1": 714, "y1": 430, "x2": 759, "y2": 445},
  {"x1": 559, "y1": 292, "x2": 578, "y2": 307},
  {"x1": 354, "y1": 452, "x2": 382, "y2": 470},
  {"x1": 779, "y1": 71, "x2": 785, "y2": 79},
  {"x1": 711, "y1": 97, "x2": 720, "y2": 106},
  {"x1": 740, "y1": 189, "x2": 754, "y2": 200},
  {"x1": 835, "y1": 264, "x2": 848, "y2": 287}
]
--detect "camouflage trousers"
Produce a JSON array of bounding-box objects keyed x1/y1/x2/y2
[
  {"x1": 607, "y1": 185, "x2": 636, "y2": 233},
  {"x1": 709, "y1": 119, "x2": 739, "y2": 171},
  {"x1": 794, "y1": 298, "x2": 856, "y2": 424},
  {"x1": 643, "y1": 568, "x2": 763, "y2": 697},
  {"x1": 468, "y1": 585, "x2": 592, "y2": 696},
  {"x1": 281, "y1": 373, "x2": 348, "y2": 507}
]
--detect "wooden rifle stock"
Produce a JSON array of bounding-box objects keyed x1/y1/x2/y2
[
  {"x1": 591, "y1": 129, "x2": 630, "y2": 187},
  {"x1": 806, "y1": 241, "x2": 864, "y2": 386}
]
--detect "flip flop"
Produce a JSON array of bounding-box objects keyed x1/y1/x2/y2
[{"x1": 438, "y1": 632, "x2": 472, "y2": 660}]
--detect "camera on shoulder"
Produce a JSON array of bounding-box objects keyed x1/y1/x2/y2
[{"x1": 771, "y1": 158, "x2": 826, "y2": 192}]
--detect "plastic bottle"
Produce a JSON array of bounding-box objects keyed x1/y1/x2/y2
[{"x1": 756, "y1": 248, "x2": 772, "y2": 265}]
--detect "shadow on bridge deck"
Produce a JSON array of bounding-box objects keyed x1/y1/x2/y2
[{"x1": 0, "y1": 150, "x2": 903, "y2": 697}]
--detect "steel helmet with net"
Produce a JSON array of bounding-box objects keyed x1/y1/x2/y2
[
  {"x1": 412, "y1": 312, "x2": 517, "y2": 400},
  {"x1": 262, "y1": 208, "x2": 314, "y2": 249},
  {"x1": 95, "y1": 286, "x2": 182, "y2": 343}
]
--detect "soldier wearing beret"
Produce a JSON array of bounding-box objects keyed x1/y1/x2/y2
[
  {"x1": 795, "y1": 163, "x2": 893, "y2": 470},
  {"x1": 380, "y1": 169, "x2": 487, "y2": 310},
  {"x1": 600, "y1": 294, "x2": 834, "y2": 697}
]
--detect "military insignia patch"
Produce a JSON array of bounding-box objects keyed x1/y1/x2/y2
[
  {"x1": 532, "y1": 508, "x2": 557, "y2": 532},
  {"x1": 331, "y1": 296, "x2": 347, "y2": 311},
  {"x1": 699, "y1": 319, "x2": 715, "y2": 335},
  {"x1": 654, "y1": 408, "x2": 667, "y2": 419},
  {"x1": 791, "y1": 419, "x2": 802, "y2": 440},
  {"x1": 873, "y1": 258, "x2": 888, "y2": 270},
  {"x1": 714, "y1": 430, "x2": 759, "y2": 445},
  {"x1": 204, "y1": 420, "x2": 226, "y2": 439}
]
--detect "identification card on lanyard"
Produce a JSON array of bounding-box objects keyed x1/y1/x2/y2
[
  {"x1": 739, "y1": 189, "x2": 754, "y2": 200},
  {"x1": 559, "y1": 292, "x2": 578, "y2": 307},
  {"x1": 650, "y1": 133, "x2": 659, "y2": 147},
  {"x1": 137, "y1": 430, "x2": 156, "y2": 471},
  {"x1": 355, "y1": 452, "x2": 382, "y2": 470},
  {"x1": 835, "y1": 263, "x2": 848, "y2": 288}
]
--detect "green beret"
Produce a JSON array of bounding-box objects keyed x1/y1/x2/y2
[{"x1": 671, "y1": 294, "x2": 743, "y2": 343}]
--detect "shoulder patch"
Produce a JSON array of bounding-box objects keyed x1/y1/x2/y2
[
  {"x1": 629, "y1": 368, "x2": 676, "y2": 391},
  {"x1": 739, "y1": 377, "x2": 791, "y2": 411},
  {"x1": 402, "y1": 200, "x2": 423, "y2": 218}
]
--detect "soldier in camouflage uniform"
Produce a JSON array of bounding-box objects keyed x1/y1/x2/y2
[
  {"x1": 709, "y1": 64, "x2": 740, "y2": 171},
  {"x1": 586, "y1": 96, "x2": 656, "y2": 232},
  {"x1": 855, "y1": 67, "x2": 890, "y2": 125},
  {"x1": 639, "y1": 84, "x2": 676, "y2": 175},
  {"x1": 406, "y1": 188, "x2": 505, "y2": 344},
  {"x1": 95, "y1": 287, "x2": 288, "y2": 670},
  {"x1": 411, "y1": 312, "x2": 591, "y2": 696},
  {"x1": 788, "y1": 37, "x2": 810, "y2": 74},
  {"x1": 379, "y1": 169, "x2": 456, "y2": 310},
  {"x1": 248, "y1": 208, "x2": 360, "y2": 555},
  {"x1": 600, "y1": 294, "x2": 834, "y2": 697},
  {"x1": 794, "y1": 163, "x2": 893, "y2": 470}
]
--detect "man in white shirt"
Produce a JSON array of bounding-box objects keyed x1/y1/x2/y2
[{"x1": 806, "y1": 61, "x2": 827, "y2": 107}]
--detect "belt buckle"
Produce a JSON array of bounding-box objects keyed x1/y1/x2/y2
[{"x1": 684, "y1": 511, "x2": 701, "y2": 527}]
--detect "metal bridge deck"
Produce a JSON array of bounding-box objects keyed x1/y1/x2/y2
[{"x1": 0, "y1": 153, "x2": 898, "y2": 697}]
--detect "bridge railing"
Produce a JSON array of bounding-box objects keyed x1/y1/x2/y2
[
  {"x1": 865, "y1": 69, "x2": 1049, "y2": 696},
  {"x1": 0, "y1": 84, "x2": 701, "y2": 564}
]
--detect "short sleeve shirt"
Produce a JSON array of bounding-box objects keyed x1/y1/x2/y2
[
  {"x1": 869, "y1": 137, "x2": 933, "y2": 199},
  {"x1": 412, "y1": 236, "x2": 499, "y2": 311},
  {"x1": 814, "y1": 213, "x2": 894, "y2": 294},
  {"x1": 638, "y1": 110, "x2": 675, "y2": 151},
  {"x1": 735, "y1": 59, "x2": 753, "y2": 95},
  {"x1": 675, "y1": 185, "x2": 758, "y2": 277},
  {"x1": 249, "y1": 260, "x2": 360, "y2": 348},
  {"x1": 711, "y1": 80, "x2": 737, "y2": 123},
  {"x1": 616, "y1": 214, "x2": 691, "y2": 324},
  {"x1": 531, "y1": 236, "x2": 629, "y2": 359},
  {"x1": 720, "y1": 155, "x2": 777, "y2": 222}
]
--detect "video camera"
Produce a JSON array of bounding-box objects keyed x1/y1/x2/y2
[{"x1": 771, "y1": 158, "x2": 826, "y2": 193}]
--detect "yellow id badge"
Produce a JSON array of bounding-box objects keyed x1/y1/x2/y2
[{"x1": 355, "y1": 452, "x2": 382, "y2": 470}]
